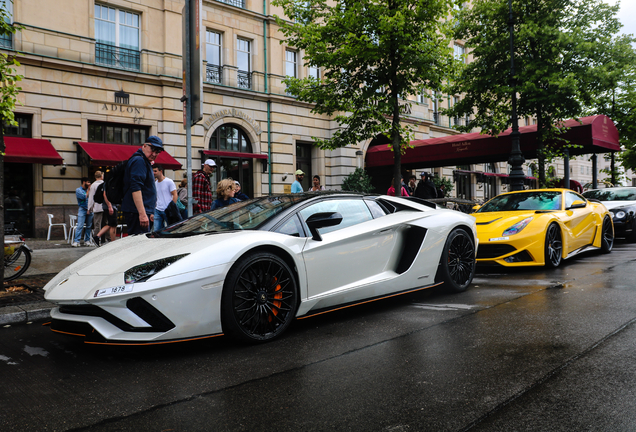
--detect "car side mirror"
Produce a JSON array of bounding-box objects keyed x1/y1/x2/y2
[
  {"x1": 306, "y1": 212, "x2": 343, "y2": 241},
  {"x1": 472, "y1": 204, "x2": 481, "y2": 212},
  {"x1": 567, "y1": 200, "x2": 586, "y2": 210}
]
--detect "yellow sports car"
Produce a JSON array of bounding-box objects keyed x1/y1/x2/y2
[{"x1": 473, "y1": 189, "x2": 613, "y2": 267}]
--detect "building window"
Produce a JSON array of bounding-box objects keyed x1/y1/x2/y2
[
  {"x1": 296, "y1": 143, "x2": 312, "y2": 191},
  {"x1": 0, "y1": 0, "x2": 12, "y2": 48},
  {"x1": 454, "y1": 44, "x2": 465, "y2": 63},
  {"x1": 206, "y1": 30, "x2": 222, "y2": 84},
  {"x1": 237, "y1": 38, "x2": 252, "y2": 89},
  {"x1": 4, "y1": 113, "x2": 32, "y2": 137},
  {"x1": 308, "y1": 65, "x2": 320, "y2": 80},
  {"x1": 285, "y1": 49, "x2": 297, "y2": 95},
  {"x1": 209, "y1": 125, "x2": 254, "y2": 198},
  {"x1": 432, "y1": 93, "x2": 440, "y2": 125},
  {"x1": 95, "y1": 4, "x2": 140, "y2": 70},
  {"x1": 88, "y1": 121, "x2": 149, "y2": 145},
  {"x1": 452, "y1": 95, "x2": 460, "y2": 126}
]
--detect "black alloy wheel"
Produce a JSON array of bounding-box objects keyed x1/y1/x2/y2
[
  {"x1": 4, "y1": 246, "x2": 31, "y2": 281},
  {"x1": 601, "y1": 215, "x2": 614, "y2": 253},
  {"x1": 435, "y1": 228, "x2": 475, "y2": 293},
  {"x1": 221, "y1": 252, "x2": 298, "y2": 343},
  {"x1": 544, "y1": 223, "x2": 562, "y2": 268}
]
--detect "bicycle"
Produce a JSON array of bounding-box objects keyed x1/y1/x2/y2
[{"x1": 4, "y1": 224, "x2": 32, "y2": 281}]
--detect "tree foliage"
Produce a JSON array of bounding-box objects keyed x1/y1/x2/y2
[
  {"x1": 272, "y1": 0, "x2": 460, "y2": 193},
  {"x1": 341, "y1": 167, "x2": 375, "y2": 193},
  {"x1": 445, "y1": 0, "x2": 628, "y2": 185}
]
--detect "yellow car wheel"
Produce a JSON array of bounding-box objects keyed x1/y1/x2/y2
[{"x1": 545, "y1": 223, "x2": 562, "y2": 268}]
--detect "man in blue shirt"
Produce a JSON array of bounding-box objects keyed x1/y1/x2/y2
[
  {"x1": 122, "y1": 136, "x2": 162, "y2": 235},
  {"x1": 72, "y1": 177, "x2": 93, "y2": 247},
  {"x1": 291, "y1": 169, "x2": 304, "y2": 193}
]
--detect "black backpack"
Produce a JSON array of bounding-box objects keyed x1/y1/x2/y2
[
  {"x1": 93, "y1": 182, "x2": 104, "y2": 204},
  {"x1": 104, "y1": 157, "x2": 133, "y2": 205}
]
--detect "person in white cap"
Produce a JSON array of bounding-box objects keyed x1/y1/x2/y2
[
  {"x1": 192, "y1": 158, "x2": 216, "y2": 214},
  {"x1": 291, "y1": 169, "x2": 305, "y2": 193}
]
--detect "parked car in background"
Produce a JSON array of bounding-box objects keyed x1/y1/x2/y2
[
  {"x1": 473, "y1": 189, "x2": 613, "y2": 268},
  {"x1": 44, "y1": 193, "x2": 477, "y2": 345},
  {"x1": 583, "y1": 187, "x2": 636, "y2": 242}
]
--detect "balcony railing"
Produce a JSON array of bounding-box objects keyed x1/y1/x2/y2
[
  {"x1": 216, "y1": 0, "x2": 246, "y2": 8},
  {"x1": 96, "y1": 42, "x2": 140, "y2": 71},
  {"x1": 206, "y1": 64, "x2": 223, "y2": 84},
  {"x1": 237, "y1": 70, "x2": 252, "y2": 89}
]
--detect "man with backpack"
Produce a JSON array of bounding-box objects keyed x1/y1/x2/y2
[{"x1": 122, "y1": 136, "x2": 162, "y2": 235}]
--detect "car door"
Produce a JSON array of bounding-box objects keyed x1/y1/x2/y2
[
  {"x1": 298, "y1": 198, "x2": 405, "y2": 299},
  {"x1": 560, "y1": 191, "x2": 596, "y2": 251}
]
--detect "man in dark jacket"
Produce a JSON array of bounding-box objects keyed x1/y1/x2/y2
[
  {"x1": 414, "y1": 172, "x2": 438, "y2": 200},
  {"x1": 122, "y1": 136, "x2": 162, "y2": 235}
]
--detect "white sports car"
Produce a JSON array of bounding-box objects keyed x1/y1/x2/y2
[{"x1": 44, "y1": 193, "x2": 478, "y2": 345}]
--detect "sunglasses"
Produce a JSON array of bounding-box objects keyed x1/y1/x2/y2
[{"x1": 147, "y1": 144, "x2": 163, "y2": 154}]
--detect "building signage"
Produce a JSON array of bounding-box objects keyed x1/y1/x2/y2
[
  {"x1": 100, "y1": 103, "x2": 144, "y2": 117},
  {"x1": 452, "y1": 141, "x2": 471, "y2": 153},
  {"x1": 204, "y1": 108, "x2": 263, "y2": 135}
]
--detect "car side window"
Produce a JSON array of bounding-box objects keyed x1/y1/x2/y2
[
  {"x1": 276, "y1": 214, "x2": 304, "y2": 237},
  {"x1": 565, "y1": 191, "x2": 583, "y2": 208},
  {"x1": 299, "y1": 199, "x2": 373, "y2": 235},
  {"x1": 365, "y1": 199, "x2": 388, "y2": 218}
]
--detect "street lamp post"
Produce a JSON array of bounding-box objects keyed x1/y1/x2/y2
[{"x1": 507, "y1": 0, "x2": 525, "y2": 191}]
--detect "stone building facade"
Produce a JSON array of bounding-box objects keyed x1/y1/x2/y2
[{"x1": 2, "y1": 0, "x2": 625, "y2": 238}]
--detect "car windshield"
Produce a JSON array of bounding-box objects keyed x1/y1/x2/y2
[
  {"x1": 155, "y1": 195, "x2": 307, "y2": 236},
  {"x1": 583, "y1": 188, "x2": 636, "y2": 202},
  {"x1": 477, "y1": 191, "x2": 562, "y2": 212}
]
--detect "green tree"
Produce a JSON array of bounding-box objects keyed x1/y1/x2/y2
[
  {"x1": 0, "y1": 0, "x2": 23, "y2": 286},
  {"x1": 446, "y1": 0, "x2": 625, "y2": 186},
  {"x1": 272, "y1": 0, "x2": 459, "y2": 194},
  {"x1": 341, "y1": 168, "x2": 375, "y2": 193},
  {"x1": 586, "y1": 34, "x2": 636, "y2": 176}
]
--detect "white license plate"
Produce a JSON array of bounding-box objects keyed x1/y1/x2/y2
[{"x1": 94, "y1": 285, "x2": 133, "y2": 298}]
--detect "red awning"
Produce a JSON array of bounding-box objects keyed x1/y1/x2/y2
[
  {"x1": 4, "y1": 137, "x2": 64, "y2": 164},
  {"x1": 76, "y1": 142, "x2": 182, "y2": 170},
  {"x1": 366, "y1": 115, "x2": 621, "y2": 169},
  {"x1": 202, "y1": 150, "x2": 268, "y2": 159}
]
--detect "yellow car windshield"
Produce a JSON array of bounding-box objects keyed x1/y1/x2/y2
[{"x1": 477, "y1": 191, "x2": 561, "y2": 212}]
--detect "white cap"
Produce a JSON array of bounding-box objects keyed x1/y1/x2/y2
[{"x1": 204, "y1": 159, "x2": 216, "y2": 167}]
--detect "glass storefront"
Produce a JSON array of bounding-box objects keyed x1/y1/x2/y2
[{"x1": 208, "y1": 125, "x2": 254, "y2": 198}]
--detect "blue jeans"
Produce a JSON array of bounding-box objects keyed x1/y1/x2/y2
[
  {"x1": 74, "y1": 209, "x2": 94, "y2": 243},
  {"x1": 153, "y1": 209, "x2": 167, "y2": 232}
]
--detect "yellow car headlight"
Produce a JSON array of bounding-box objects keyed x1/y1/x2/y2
[{"x1": 502, "y1": 217, "x2": 533, "y2": 236}]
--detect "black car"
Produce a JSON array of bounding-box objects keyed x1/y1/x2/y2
[{"x1": 583, "y1": 187, "x2": 636, "y2": 242}]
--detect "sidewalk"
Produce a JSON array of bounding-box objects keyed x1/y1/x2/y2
[{"x1": 0, "y1": 238, "x2": 95, "y2": 325}]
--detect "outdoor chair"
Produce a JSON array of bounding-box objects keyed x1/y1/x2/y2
[{"x1": 47, "y1": 214, "x2": 68, "y2": 241}]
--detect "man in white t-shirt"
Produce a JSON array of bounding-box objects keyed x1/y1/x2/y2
[
  {"x1": 87, "y1": 170, "x2": 104, "y2": 244},
  {"x1": 152, "y1": 165, "x2": 178, "y2": 231}
]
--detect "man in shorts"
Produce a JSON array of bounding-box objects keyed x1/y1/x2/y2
[{"x1": 94, "y1": 188, "x2": 119, "y2": 244}]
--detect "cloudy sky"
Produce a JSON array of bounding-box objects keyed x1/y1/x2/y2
[{"x1": 603, "y1": 0, "x2": 636, "y2": 37}]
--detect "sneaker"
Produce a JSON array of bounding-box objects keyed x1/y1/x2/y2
[{"x1": 71, "y1": 242, "x2": 80, "y2": 247}]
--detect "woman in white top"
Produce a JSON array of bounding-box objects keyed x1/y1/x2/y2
[{"x1": 308, "y1": 175, "x2": 325, "y2": 191}]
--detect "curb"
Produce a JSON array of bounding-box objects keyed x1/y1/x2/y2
[{"x1": 0, "y1": 301, "x2": 54, "y2": 326}]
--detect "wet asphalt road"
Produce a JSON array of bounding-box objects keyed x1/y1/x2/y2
[{"x1": 1, "y1": 241, "x2": 636, "y2": 431}]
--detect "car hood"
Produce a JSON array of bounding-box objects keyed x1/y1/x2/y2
[
  {"x1": 598, "y1": 201, "x2": 636, "y2": 210},
  {"x1": 473, "y1": 211, "x2": 542, "y2": 236}
]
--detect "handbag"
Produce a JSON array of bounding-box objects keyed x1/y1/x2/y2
[
  {"x1": 175, "y1": 198, "x2": 186, "y2": 212},
  {"x1": 165, "y1": 201, "x2": 182, "y2": 225}
]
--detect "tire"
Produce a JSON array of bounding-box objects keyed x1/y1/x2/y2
[
  {"x1": 435, "y1": 228, "x2": 475, "y2": 293},
  {"x1": 221, "y1": 252, "x2": 298, "y2": 343},
  {"x1": 544, "y1": 223, "x2": 562, "y2": 268},
  {"x1": 4, "y1": 247, "x2": 31, "y2": 281},
  {"x1": 601, "y1": 215, "x2": 614, "y2": 253}
]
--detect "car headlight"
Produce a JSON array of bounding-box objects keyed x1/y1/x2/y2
[
  {"x1": 611, "y1": 210, "x2": 626, "y2": 219},
  {"x1": 124, "y1": 254, "x2": 189, "y2": 284},
  {"x1": 502, "y1": 217, "x2": 533, "y2": 236}
]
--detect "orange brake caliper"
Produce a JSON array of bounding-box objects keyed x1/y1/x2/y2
[{"x1": 268, "y1": 277, "x2": 283, "y2": 322}]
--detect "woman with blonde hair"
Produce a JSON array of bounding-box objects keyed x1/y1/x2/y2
[{"x1": 211, "y1": 178, "x2": 240, "y2": 210}]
